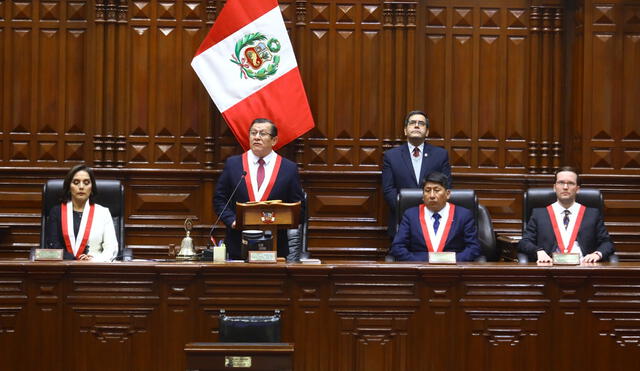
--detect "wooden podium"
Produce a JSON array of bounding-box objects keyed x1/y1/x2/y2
[
  {"x1": 235, "y1": 200, "x2": 301, "y2": 254},
  {"x1": 185, "y1": 342, "x2": 294, "y2": 371}
]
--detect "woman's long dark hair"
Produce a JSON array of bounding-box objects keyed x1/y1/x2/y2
[{"x1": 61, "y1": 164, "x2": 98, "y2": 204}]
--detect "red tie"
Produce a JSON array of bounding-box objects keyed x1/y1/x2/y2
[
  {"x1": 257, "y1": 158, "x2": 265, "y2": 189},
  {"x1": 413, "y1": 147, "x2": 420, "y2": 158}
]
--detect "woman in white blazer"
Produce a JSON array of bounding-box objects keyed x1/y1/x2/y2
[{"x1": 46, "y1": 165, "x2": 118, "y2": 262}]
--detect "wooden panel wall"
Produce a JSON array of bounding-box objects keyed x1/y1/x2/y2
[
  {"x1": 2, "y1": 262, "x2": 640, "y2": 371},
  {"x1": 0, "y1": 0, "x2": 639, "y2": 260}
]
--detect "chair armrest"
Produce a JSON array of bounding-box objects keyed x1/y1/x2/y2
[{"x1": 286, "y1": 227, "x2": 302, "y2": 262}]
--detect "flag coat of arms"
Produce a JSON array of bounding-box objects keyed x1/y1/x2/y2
[{"x1": 191, "y1": 0, "x2": 314, "y2": 150}]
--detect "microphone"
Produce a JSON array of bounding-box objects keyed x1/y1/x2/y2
[{"x1": 210, "y1": 170, "x2": 247, "y2": 245}]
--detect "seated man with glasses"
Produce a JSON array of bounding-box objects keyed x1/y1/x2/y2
[
  {"x1": 382, "y1": 110, "x2": 451, "y2": 239},
  {"x1": 214, "y1": 118, "x2": 305, "y2": 259},
  {"x1": 519, "y1": 166, "x2": 614, "y2": 263}
]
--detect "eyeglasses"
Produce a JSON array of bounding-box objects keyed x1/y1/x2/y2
[
  {"x1": 249, "y1": 130, "x2": 273, "y2": 138},
  {"x1": 407, "y1": 120, "x2": 427, "y2": 127},
  {"x1": 556, "y1": 181, "x2": 577, "y2": 187}
]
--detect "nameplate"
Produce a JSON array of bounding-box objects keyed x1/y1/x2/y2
[
  {"x1": 225, "y1": 356, "x2": 251, "y2": 368},
  {"x1": 552, "y1": 253, "x2": 580, "y2": 265},
  {"x1": 34, "y1": 249, "x2": 63, "y2": 261},
  {"x1": 428, "y1": 252, "x2": 456, "y2": 264},
  {"x1": 248, "y1": 251, "x2": 277, "y2": 263}
]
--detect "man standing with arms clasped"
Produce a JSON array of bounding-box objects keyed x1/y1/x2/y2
[
  {"x1": 214, "y1": 118, "x2": 305, "y2": 260},
  {"x1": 382, "y1": 110, "x2": 451, "y2": 238},
  {"x1": 519, "y1": 166, "x2": 614, "y2": 264}
]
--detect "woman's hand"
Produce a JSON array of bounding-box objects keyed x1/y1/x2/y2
[{"x1": 77, "y1": 254, "x2": 93, "y2": 261}]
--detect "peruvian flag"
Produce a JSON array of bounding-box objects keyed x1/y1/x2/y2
[{"x1": 191, "y1": 0, "x2": 314, "y2": 150}]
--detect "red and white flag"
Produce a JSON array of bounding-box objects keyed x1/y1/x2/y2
[{"x1": 191, "y1": 0, "x2": 314, "y2": 150}]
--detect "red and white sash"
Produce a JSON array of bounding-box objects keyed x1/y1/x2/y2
[
  {"x1": 61, "y1": 201, "x2": 95, "y2": 258},
  {"x1": 547, "y1": 205, "x2": 586, "y2": 254},
  {"x1": 242, "y1": 152, "x2": 282, "y2": 202},
  {"x1": 418, "y1": 203, "x2": 456, "y2": 252}
]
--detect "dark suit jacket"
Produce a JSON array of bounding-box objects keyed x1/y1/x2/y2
[
  {"x1": 389, "y1": 204, "x2": 480, "y2": 262},
  {"x1": 214, "y1": 153, "x2": 304, "y2": 259},
  {"x1": 382, "y1": 143, "x2": 451, "y2": 237},
  {"x1": 518, "y1": 206, "x2": 614, "y2": 261}
]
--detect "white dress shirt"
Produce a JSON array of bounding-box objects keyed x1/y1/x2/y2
[
  {"x1": 408, "y1": 143, "x2": 424, "y2": 184},
  {"x1": 423, "y1": 202, "x2": 451, "y2": 250},
  {"x1": 551, "y1": 201, "x2": 583, "y2": 256},
  {"x1": 247, "y1": 150, "x2": 277, "y2": 201}
]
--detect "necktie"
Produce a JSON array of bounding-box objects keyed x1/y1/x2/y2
[
  {"x1": 563, "y1": 209, "x2": 571, "y2": 229},
  {"x1": 433, "y1": 213, "x2": 441, "y2": 233},
  {"x1": 257, "y1": 158, "x2": 265, "y2": 189},
  {"x1": 413, "y1": 147, "x2": 420, "y2": 158}
]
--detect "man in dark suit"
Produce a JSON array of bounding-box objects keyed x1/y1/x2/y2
[
  {"x1": 214, "y1": 118, "x2": 305, "y2": 259},
  {"x1": 519, "y1": 166, "x2": 614, "y2": 263},
  {"x1": 382, "y1": 110, "x2": 451, "y2": 238},
  {"x1": 389, "y1": 172, "x2": 480, "y2": 262}
]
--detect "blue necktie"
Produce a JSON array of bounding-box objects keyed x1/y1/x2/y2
[
  {"x1": 433, "y1": 213, "x2": 441, "y2": 233},
  {"x1": 563, "y1": 210, "x2": 570, "y2": 229}
]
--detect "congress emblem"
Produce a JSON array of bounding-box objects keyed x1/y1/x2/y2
[
  {"x1": 230, "y1": 32, "x2": 281, "y2": 80},
  {"x1": 260, "y1": 210, "x2": 276, "y2": 224}
]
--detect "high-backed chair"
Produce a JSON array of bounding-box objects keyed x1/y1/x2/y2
[
  {"x1": 519, "y1": 187, "x2": 616, "y2": 262},
  {"x1": 522, "y1": 188, "x2": 603, "y2": 232},
  {"x1": 391, "y1": 188, "x2": 497, "y2": 261},
  {"x1": 287, "y1": 191, "x2": 308, "y2": 261},
  {"x1": 218, "y1": 309, "x2": 281, "y2": 343},
  {"x1": 40, "y1": 179, "x2": 129, "y2": 260}
]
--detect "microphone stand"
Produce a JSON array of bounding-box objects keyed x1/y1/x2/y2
[{"x1": 210, "y1": 171, "x2": 247, "y2": 245}]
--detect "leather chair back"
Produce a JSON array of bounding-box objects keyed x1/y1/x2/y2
[
  {"x1": 218, "y1": 309, "x2": 281, "y2": 343},
  {"x1": 522, "y1": 188, "x2": 603, "y2": 234},
  {"x1": 478, "y1": 204, "x2": 498, "y2": 261},
  {"x1": 396, "y1": 188, "x2": 498, "y2": 261},
  {"x1": 287, "y1": 191, "x2": 308, "y2": 261},
  {"x1": 41, "y1": 179, "x2": 125, "y2": 257}
]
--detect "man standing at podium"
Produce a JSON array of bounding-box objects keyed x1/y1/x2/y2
[
  {"x1": 382, "y1": 110, "x2": 451, "y2": 238},
  {"x1": 214, "y1": 118, "x2": 305, "y2": 259},
  {"x1": 519, "y1": 166, "x2": 614, "y2": 263}
]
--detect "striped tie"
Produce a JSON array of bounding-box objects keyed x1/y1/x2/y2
[{"x1": 563, "y1": 210, "x2": 570, "y2": 229}]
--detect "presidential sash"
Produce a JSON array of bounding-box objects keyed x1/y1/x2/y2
[
  {"x1": 61, "y1": 201, "x2": 95, "y2": 258},
  {"x1": 242, "y1": 152, "x2": 282, "y2": 202},
  {"x1": 419, "y1": 203, "x2": 455, "y2": 253},
  {"x1": 546, "y1": 205, "x2": 586, "y2": 254}
]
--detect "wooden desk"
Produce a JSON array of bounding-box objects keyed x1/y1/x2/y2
[{"x1": 1, "y1": 260, "x2": 639, "y2": 371}]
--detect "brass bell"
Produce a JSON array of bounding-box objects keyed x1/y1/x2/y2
[{"x1": 177, "y1": 218, "x2": 197, "y2": 260}]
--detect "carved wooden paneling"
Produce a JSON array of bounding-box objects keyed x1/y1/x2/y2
[
  {"x1": 422, "y1": 1, "x2": 543, "y2": 173},
  {"x1": 578, "y1": 0, "x2": 640, "y2": 173},
  {"x1": 1, "y1": 0, "x2": 94, "y2": 166},
  {"x1": 3, "y1": 262, "x2": 640, "y2": 370},
  {"x1": 0, "y1": 271, "x2": 27, "y2": 371},
  {"x1": 333, "y1": 309, "x2": 413, "y2": 371}
]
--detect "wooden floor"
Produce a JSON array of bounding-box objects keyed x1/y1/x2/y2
[{"x1": 1, "y1": 260, "x2": 640, "y2": 370}]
